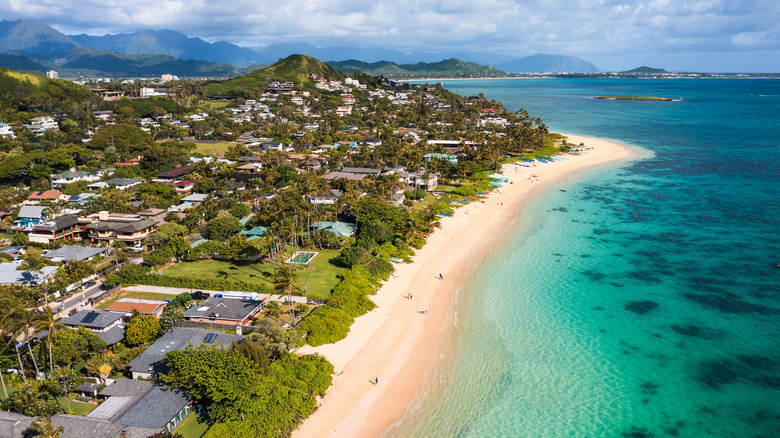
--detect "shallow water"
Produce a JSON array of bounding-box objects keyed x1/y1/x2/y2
[{"x1": 391, "y1": 78, "x2": 780, "y2": 437}]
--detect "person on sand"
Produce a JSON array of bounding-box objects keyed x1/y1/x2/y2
[{"x1": 375, "y1": 377, "x2": 379, "y2": 384}]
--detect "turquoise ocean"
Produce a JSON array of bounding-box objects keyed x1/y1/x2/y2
[{"x1": 392, "y1": 78, "x2": 780, "y2": 438}]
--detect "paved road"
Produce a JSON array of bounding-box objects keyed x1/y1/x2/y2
[{"x1": 49, "y1": 280, "x2": 109, "y2": 317}]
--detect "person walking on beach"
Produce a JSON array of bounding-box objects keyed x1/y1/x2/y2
[{"x1": 375, "y1": 377, "x2": 379, "y2": 384}]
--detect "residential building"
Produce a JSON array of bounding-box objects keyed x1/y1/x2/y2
[
  {"x1": 180, "y1": 193, "x2": 208, "y2": 206},
  {"x1": 28, "y1": 215, "x2": 84, "y2": 244},
  {"x1": 310, "y1": 221, "x2": 356, "y2": 237},
  {"x1": 306, "y1": 189, "x2": 343, "y2": 205},
  {"x1": 51, "y1": 170, "x2": 104, "y2": 188},
  {"x1": 336, "y1": 106, "x2": 353, "y2": 117},
  {"x1": 184, "y1": 297, "x2": 263, "y2": 326},
  {"x1": 52, "y1": 379, "x2": 191, "y2": 437},
  {"x1": 82, "y1": 211, "x2": 159, "y2": 245},
  {"x1": 66, "y1": 193, "x2": 100, "y2": 205},
  {"x1": 24, "y1": 116, "x2": 59, "y2": 135},
  {"x1": 16, "y1": 205, "x2": 52, "y2": 229},
  {"x1": 59, "y1": 309, "x2": 126, "y2": 345},
  {"x1": 172, "y1": 179, "x2": 195, "y2": 193},
  {"x1": 0, "y1": 122, "x2": 15, "y2": 138},
  {"x1": 46, "y1": 70, "x2": 58, "y2": 79},
  {"x1": 127, "y1": 327, "x2": 242, "y2": 379},
  {"x1": 0, "y1": 261, "x2": 58, "y2": 286},
  {"x1": 88, "y1": 177, "x2": 143, "y2": 190},
  {"x1": 154, "y1": 166, "x2": 194, "y2": 182},
  {"x1": 42, "y1": 245, "x2": 110, "y2": 262},
  {"x1": 26, "y1": 189, "x2": 63, "y2": 204}
]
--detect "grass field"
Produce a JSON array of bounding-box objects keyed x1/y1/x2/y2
[
  {"x1": 191, "y1": 140, "x2": 237, "y2": 157},
  {"x1": 162, "y1": 249, "x2": 347, "y2": 299},
  {"x1": 0, "y1": 386, "x2": 97, "y2": 416},
  {"x1": 96, "y1": 291, "x2": 177, "y2": 309},
  {"x1": 175, "y1": 412, "x2": 210, "y2": 438}
]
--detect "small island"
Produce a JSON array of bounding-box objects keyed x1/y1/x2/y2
[{"x1": 594, "y1": 96, "x2": 674, "y2": 101}]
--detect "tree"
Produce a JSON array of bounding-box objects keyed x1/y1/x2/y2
[
  {"x1": 31, "y1": 307, "x2": 66, "y2": 373},
  {"x1": 273, "y1": 265, "x2": 299, "y2": 323},
  {"x1": 206, "y1": 213, "x2": 242, "y2": 241},
  {"x1": 1, "y1": 385, "x2": 61, "y2": 417},
  {"x1": 20, "y1": 255, "x2": 53, "y2": 306},
  {"x1": 262, "y1": 301, "x2": 282, "y2": 322},
  {"x1": 32, "y1": 415, "x2": 65, "y2": 438},
  {"x1": 51, "y1": 327, "x2": 107, "y2": 367},
  {"x1": 85, "y1": 352, "x2": 123, "y2": 385},
  {"x1": 50, "y1": 367, "x2": 79, "y2": 411},
  {"x1": 158, "y1": 307, "x2": 185, "y2": 335},
  {"x1": 4, "y1": 305, "x2": 41, "y2": 379},
  {"x1": 245, "y1": 320, "x2": 303, "y2": 361},
  {"x1": 126, "y1": 314, "x2": 160, "y2": 346}
]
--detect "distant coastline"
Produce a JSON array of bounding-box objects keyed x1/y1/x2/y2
[{"x1": 594, "y1": 96, "x2": 674, "y2": 101}]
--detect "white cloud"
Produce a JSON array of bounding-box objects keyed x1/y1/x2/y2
[{"x1": 2, "y1": 0, "x2": 779, "y2": 70}]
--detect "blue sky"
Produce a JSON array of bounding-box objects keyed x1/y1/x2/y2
[{"x1": 4, "y1": 0, "x2": 779, "y2": 72}]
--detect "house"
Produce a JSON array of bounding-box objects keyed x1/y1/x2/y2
[
  {"x1": 0, "y1": 122, "x2": 15, "y2": 138},
  {"x1": 106, "y1": 298, "x2": 166, "y2": 317},
  {"x1": 423, "y1": 153, "x2": 458, "y2": 165},
  {"x1": 401, "y1": 169, "x2": 439, "y2": 191},
  {"x1": 24, "y1": 116, "x2": 58, "y2": 135},
  {"x1": 137, "y1": 208, "x2": 169, "y2": 223},
  {"x1": 0, "y1": 411, "x2": 34, "y2": 437},
  {"x1": 52, "y1": 379, "x2": 191, "y2": 437},
  {"x1": 180, "y1": 193, "x2": 208, "y2": 206},
  {"x1": 51, "y1": 170, "x2": 104, "y2": 188},
  {"x1": 26, "y1": 189, "x2": 63, "y2": 204},
  {"x1": 127, "y1": 327, "x2": 243, "y2": 379},
  {"x1": 341, "y1": 94, "x2": 356, "y2": 104},
  {"x1": 84, "y1": 212, "x2": 159, "y2": 245},
  {"x1": 172, "y1": 179, "x2": 196, "y2": 193},
  {"x1": 88, "y1": 177, "x2": 143, "y2": 190},
  {"x1": 59, "y1": 309, "x2": 126, "y2": 345},
  {"x1": 153, "y1": 166, "x2": 194, "y2": 182},
  {"x1": 306, "y1": 189, "x2": 343, "y2": 205},
  {"x1": 0, "y1": 246, "x2": 25, "y2": 260},
  {"x1": 236, "y1": 162, "x2": 263, "y2": 174},
  {"x1": 336, "y1": 106, "x2": 353, "y2": 117},
  {"x1": 322, "y1": 171, "x2": 365, "y2": 181},
  {"x1": 290, "y1": 96, "x2": 304, "y2": 105},
  {"x1": 310, "y1": 221, "x2": 356, "y2": 237},
  {"x1": 67, "y1": 193, "x2": 100, "y2": 205},
  {"x1": 0, "y1": 261, "x2": 58, "y2": 286},
  {"x1": 184, "y1": 297, "x2": 263, "y2": 326},
  {"x1": 387, "y1": 192, "x2": 405, "y2": 207},
  {"x1": 114, "y1": 155, "x2": 143, "y2": 167},
  {"x1": 28, "y1": 215, "x2": 85, "y2": 244},
  {"x1": 42, "y1": 245, "x2": 110, "y2": 262},
  {"x1": 15, "y1": 205, "x2": 51, "y2": 229},
  {"x1": 340, "y1": 167, "x2": 382, "y2": 175}
]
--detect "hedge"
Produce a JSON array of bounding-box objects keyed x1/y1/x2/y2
[{"x1": 105, "y1": 264, "x2": 272, "y2": 294}]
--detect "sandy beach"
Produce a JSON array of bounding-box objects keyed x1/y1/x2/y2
[{"x1": 294, "y1": 134, "x2": 640, "y2": 438}]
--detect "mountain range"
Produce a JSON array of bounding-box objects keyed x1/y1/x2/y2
[{"x1": 0, "y1": 19, "x2": 603, "y2": 76}]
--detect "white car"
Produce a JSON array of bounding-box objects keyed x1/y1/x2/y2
[{"x1": 129, "y1": 245, "x2": 144, "y2": 251}]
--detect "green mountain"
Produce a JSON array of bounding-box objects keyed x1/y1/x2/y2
[
  {"x1": 0, "y1": 66, "x2": 99, "y2": 111},
  {"x1": 205, "y1": 54, "x2": 368, "y2": 97},
  {"x1": 327, "y1": 58, "x2": 503, "y2": 77},
  {"x1": 0, "y1": 19, "x2": 79, "y2": 55},
  {"x1": 0, "y1": 53, "x2": 49, "y2": 74},
  {"x1": 58, "y1": 47, "x2": 240, "y2": 77},
  {"x1": 622, "y1": 66, "x2": 668, "y2": 74}
]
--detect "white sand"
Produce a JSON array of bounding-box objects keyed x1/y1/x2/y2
[{"x1": 294, "y1": 134, "x2": 639, "y2": 438}]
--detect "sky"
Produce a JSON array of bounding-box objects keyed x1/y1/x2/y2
[{"x1": 3, "y1": 0, "x2": 780, "y2": 72}]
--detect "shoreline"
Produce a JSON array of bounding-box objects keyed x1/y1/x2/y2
[{"x1": 294, "y1": 134, "x2": 643, "y2": 438}]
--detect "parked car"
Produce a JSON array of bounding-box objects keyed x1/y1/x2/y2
[
  {"x1": 82, "y1": 281, "x2": 97, "y2": 288},
  {"x1": 191, "y1": 291, "x2": 210, "y2": 300}
]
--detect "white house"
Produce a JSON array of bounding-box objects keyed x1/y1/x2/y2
[
  {"x1": 336, "y1": 106, "x2": 353, "y2": 117},
  {"x1": 0, "y1": 122, "x2": 15, "y2": 138}
]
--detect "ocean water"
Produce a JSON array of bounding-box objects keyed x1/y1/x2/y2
[{"x1": 391, "y1": 78, "x2": 780, "y2": 437}]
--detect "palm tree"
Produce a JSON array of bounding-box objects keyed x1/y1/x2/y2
[
  {"x1": 31, "y1": 416, "x2": 64, "y2": 438},
  {"x1": 31, "y1": 307, "x2": 65, "y2": 373},
  {"x1": 262, "y1": 301, "x2": 282, "y2": 322},
  {"x1": 273, "y1": 265, "x2": 300, "y2": 323},
  {"x1": 85, "y1": 353, "x2": 121, "y2": 385},
  {"x1": 3, "y1": 303, "x2": 42, "y2": 379},
  {"x1": 21, "y1": 255, "x2": 52, "y2": 307}
]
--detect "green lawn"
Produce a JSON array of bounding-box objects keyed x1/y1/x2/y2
[
  {"x1": 162, "y1": 249, "x2": 347, "y2": 299},
  {"x1": 175, "y1": 412, "x2": 210, "y2": 438},
  {"x1": 0, "y1": 385, "x2": 97, "y2": 416},
  {"x1": 191, "y1": 140, "x2": 237, "y2": 157},
  {"x1": 96, "y1": 291, "x2": 177, "y2": 309}
]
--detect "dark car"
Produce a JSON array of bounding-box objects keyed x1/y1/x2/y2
[
  {"x1": 82, "y1": 281, "x2": 97, "y2": 288},
  {"x1": 191, "y1": 291, "x2": 210, "y2": 300}
]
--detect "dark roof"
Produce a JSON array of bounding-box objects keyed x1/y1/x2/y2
[
  {"x1": 105, "y1": 177, "x2": 143, "y2": 186},
  {"x1": 75, "y1": 382, "x2": 102, "y2": 393},
  {"x1": 340, "y1": 167, "x2": 382, "y2": 174},
  {"x1": 60, "y1": 309, "x2": 123, "y2": 329},
  {"x1": 119, "y1": 385, "x2": 190, "y2": 430},
  {"x1": 99, "y1": 378, "x2": 155, "y2": 398},
  {"x1": 127, "y1": 327, "x2": 242, "y2": 374},
  {"x1": 96, "y1": 324, "x2": 126, "y2": 345},
  {"x1": 89, "y1": 219, "x2": 158, "y2": 233},
  {"x1": 42, "y1": 245, "x2": 109, "y2": 261},
  {"x1": 0, "y1": 411, "x2": 34, "y2": 438},
  {"x1": 33, "y1": 215, "x2": 79, "y2": 232},
  {"x1": 52, "y1": 415, "x2": 124, "y2": 438},
  {"x1": 184, "y1": 297, "x2": 263, "y2": 322},
  {"x1": 155, "y1": 166, "x2": 193, "y2": 179}
]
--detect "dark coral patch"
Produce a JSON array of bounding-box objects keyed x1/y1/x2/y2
[{"x1": 625, "y1": 300, "x2": 659, "y2": 314}]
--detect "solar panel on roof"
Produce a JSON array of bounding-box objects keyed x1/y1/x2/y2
[
  {"x1": 204, "y1": 333, "x2": 217, "y2": 344},
  {"x1": 82, "y1": 312, "x2": 98, "y2": 323}
]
